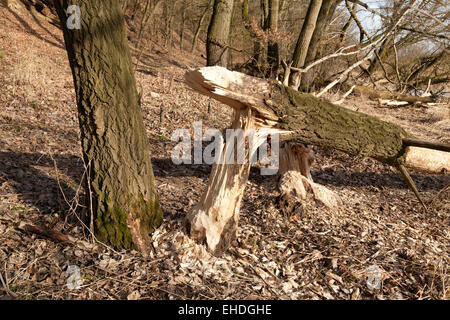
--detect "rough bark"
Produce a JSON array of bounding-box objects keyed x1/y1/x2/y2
[
  {"x1": 54, "y1": 0, "x2": 163, "y2": 253},
  {"x1": 206, "y1": 0, "x2": 234, "y2": 66}
]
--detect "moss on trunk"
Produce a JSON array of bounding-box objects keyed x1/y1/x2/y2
[{"x1": 271, "y1": 84, "x2": 414, "y2": 165}]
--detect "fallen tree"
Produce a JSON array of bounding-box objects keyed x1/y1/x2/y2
[{"x1": 185, "y1": 66, "x2": 450, "y2": 255}]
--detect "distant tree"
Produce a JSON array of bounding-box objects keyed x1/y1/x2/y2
[
  {"x1": 206, "y1": 0, "x2": 235, "y2": 66},
  {"x1": 267, "y1": 0, "x2": 280, "y2": 78},
  {"x1": 192, "y1": 0, "x2": 213, "y2": 53},
  {"x1": 301, "y1": 0, "x2": 339, "y2": 88},
  {"x1": 54, "y1": 0, "x2": 163, "y2": 253}
]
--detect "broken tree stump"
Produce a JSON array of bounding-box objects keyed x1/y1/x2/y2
[
  {"x1": 278, "y1": 142, "x2": 342, "y2": 214},
  {"x1": 185, "y1": 66, "x2": 450, "y2": 254}
]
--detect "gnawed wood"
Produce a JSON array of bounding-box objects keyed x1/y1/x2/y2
[
  {"x1": 278, "y1": 143, "x2": 342, "y2": 213},
  {"x1": 185, "y1": 107, "x2": 277, "y2": 255},
  {"x1": 184, "y1": 66, "x2": 449, "y2": 253},
  {"x1": 185, "y1": 66, "x2": 449, "y2": 174}
]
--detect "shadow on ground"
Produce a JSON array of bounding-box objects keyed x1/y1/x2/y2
[{"x1": 1, "y1": 151, "x2": 447, "y2": 217}]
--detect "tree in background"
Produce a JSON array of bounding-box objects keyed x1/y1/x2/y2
[
  {"x1": 206, "y1": 0, "x2": 235, "y2": 66},
  {"x1": 54, "y1": 0, "x2": 163, "y2": 254}
]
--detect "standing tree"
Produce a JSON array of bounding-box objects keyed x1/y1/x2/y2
[
  {"x1": 267, "y1": 0, "x2": 280, "y2": 78},
  {"x1": 54, "y1": 0, "x2": 163, "y2": 254},
  {"x1": 289, "y1": 0, "x2": 323, "y2": 90},
  {"x1": 206, "y1": 0, "x2": 235, "y2": 66}
]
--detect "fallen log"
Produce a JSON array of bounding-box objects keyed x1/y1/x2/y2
[
  {"x1": 354, "y1": 85, "x2": 435, "y2": 104},
  {"x1": 185, "y1": 66, "x2": 450, "y2": 254}
]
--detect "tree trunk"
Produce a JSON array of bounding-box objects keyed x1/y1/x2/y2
[
  {"x1": 206, "y1": 0, "x2": 234, "y2": 66},
  {"x1": 305, "y1": 0, "x2": 337, "y2": 66},
  {"x1": 278, "y1": 143, "x2": 342, "y2": 214},
  {"x1": 164, "y1": 1, "x2": 179, "y2": 49},
  {"x1": 54, "y1": 0, "x2": 163, "y2": 254},
  {"x1": 367, "y1": 37, "x2": 390, "y2": 75},
  {"x1": 186, "y1": 67, "x2": 450, "y2": 173},
  {"x1": 290, "y1": 0, "x2": 323, "y2": 90},
  {"x1": 315, "y1": 0, "x2": 339, "y2": 59},
  {"x1": 180, "y1": 9, "x2": 186, "y2": 51},
  {"x1": 267, "y1": 0, "x2": 280, "y2": 78},
  {"x1": 354, "y1": 85, "x2": 435, "y2": 104},
  {"x1": 185, "y1": 108, "x2": 255, "y2": 255},
  {"x1": 242, "y1": 0, "x2": 267, "y2": 76}
]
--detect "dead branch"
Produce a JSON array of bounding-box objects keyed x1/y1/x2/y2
[{"x1": 316, "y1": 0, "x2": 419, "y2": 97}]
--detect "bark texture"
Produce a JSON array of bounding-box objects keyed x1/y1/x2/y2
[
  {"x1": 206, "y1": 0, "x2": 234, "y2": 66},
  {"x1": 54, "y1": 0, "x2": 163, "y2": 253},
  {"x1": 290, "y1": 0, "x2": 323, "y2": 89}
]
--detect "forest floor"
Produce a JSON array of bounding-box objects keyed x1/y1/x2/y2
[{"x1": 0, "y1": 4, "x2": 449, "y2": 300}]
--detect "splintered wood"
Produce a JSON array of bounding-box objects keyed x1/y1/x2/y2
[{"x1": 185, "y1": 108, "x2": 254, "y2": 255}]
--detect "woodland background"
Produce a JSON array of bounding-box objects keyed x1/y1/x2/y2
[{"x1": 0, "y1": 0, "x2": 448, "y2": 300}]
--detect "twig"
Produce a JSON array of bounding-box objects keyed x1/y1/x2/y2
[
  {"x1": 17, "y1": 223, "x2": 76, "y2": 244},
  {"x1": 0, "y1": 264, "x2": 16, "y2": 298},
  {"x1": 316, "y1": 0, "x2": 419, "y2": 97},
  {"x1": 430, "y1": 181, "x2": 450, "y2": 206},
  {"x1": 403, "y1": 139, "x2": 450, "y2": 153},
  {"x1": 397, "y1": 164, "x2": 427, "y2": 211},
  {"x1": 413, "y1": 7, "x2": 446, "y2": 26},
  {"x1": 48, "y1": 153, "x2": 121, "y2": 255},
  {"x1": 333, "y1": 85, "x2": 356, "y2": 104},
  {"x1": 393, "y1": 36, "x2": 402, "y2": 92}
]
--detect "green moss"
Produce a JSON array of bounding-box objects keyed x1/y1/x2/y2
[
  {"x1": 95, "y1": 200, "x2": 135, "y2": 249},
  {"x1": 131, "y1": 194, "x2": 163, "y2": 235},
  {"x1": 94, "y1": 192, "x2": 163, "y2": 251}
]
